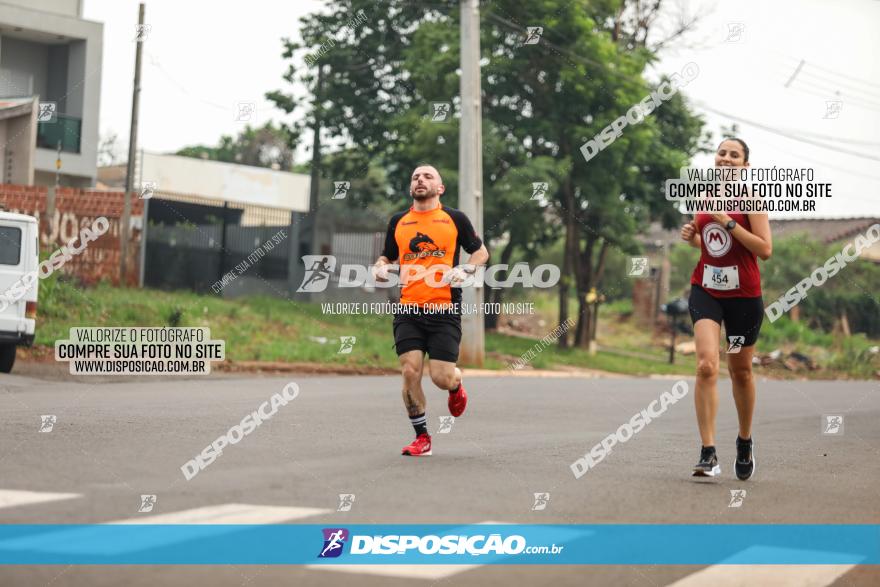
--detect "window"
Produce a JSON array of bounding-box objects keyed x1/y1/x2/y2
[{"x1": 0, "y1": 227, "x2": 22, "y2": 265}]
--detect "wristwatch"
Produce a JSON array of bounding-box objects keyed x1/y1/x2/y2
[{"x1": 726, "y1": 219, "x2": 737, "y2": 231}]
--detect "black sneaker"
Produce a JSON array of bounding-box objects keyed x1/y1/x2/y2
[
  {"x1": 692, "y1": 446, "x2": 720, "y2": 477},
  {"x1": 735, "y1": 436, "x2": 755, "y2": 480}
]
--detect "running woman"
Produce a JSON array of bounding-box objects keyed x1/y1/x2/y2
[
  {"x1": 680, "y1": 138, "x2": 772, "y2": 480},
  {"x1": 372, "y1": 164, "x2": 490, "y2": 456}
]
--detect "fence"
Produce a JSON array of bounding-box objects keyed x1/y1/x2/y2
[
  {"x1": 0, "y1": 183, "x2": 397, "y2": 301},
  {"x1": 0, "y1": 183, "x2": 142, "y2": 285},
  {"x1": 143, "y1": 191, "x2": 293, "y2": 295}
]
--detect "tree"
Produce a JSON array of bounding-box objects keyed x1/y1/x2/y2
[
  {"x1": 266, "y1": 1, "x2": 437, "y2": 209},
  {"x1": 97, "y1": 132, "x2": 123, "y2": 167},
  {"x1": 271, "y1": 1, "x2": 705, "y2": 343},
  {"x1": 473, "y1": 1, "x2": 705, "y2": 346},
  {"x1": 175, "y1": 122, "x2": 297, "y2": 170}
]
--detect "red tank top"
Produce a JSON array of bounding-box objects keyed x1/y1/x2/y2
[{"x1": 690, "y1": 213, "x2": 761, "y2": 298}]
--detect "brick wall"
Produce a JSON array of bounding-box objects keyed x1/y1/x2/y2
[{"x1": 0, "y1": 184, "x2": 144, "y2": 286}]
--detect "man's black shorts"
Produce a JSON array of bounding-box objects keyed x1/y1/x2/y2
[
  {"x1": 393, "y1": 312, "x2": 462, "y2": 363},
  {"x1": 688, "y1": 284, "x2": 764, "y2": 347}
]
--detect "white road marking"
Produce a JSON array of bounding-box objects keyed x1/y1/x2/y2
[
  {"x1": 0, "y1": 489, "x2": 81, "y2": 510},
  {"x1": 667, "y1": 564, "x2": 855, "y2": 587},
  {"x1": 307, "y1": 563, "x2": 483, "y2": 580},
  {"x1": 668, "y1": 546, "x2": 859, "y2": 587},
  {"x1": 0, "y1": 503, "x2": 330, "y2": 555},
  {"x1": 110, "y1": 503, "x2": 328, "y2": 524}
]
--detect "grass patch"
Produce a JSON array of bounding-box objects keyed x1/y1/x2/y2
[{"x1": 32, "y1": 278, "x2": 877, "y2": 378}]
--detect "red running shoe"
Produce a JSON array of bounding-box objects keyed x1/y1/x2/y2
[
  {"x1": 448, "y1": 383, "x2": 468, "y2": 417},
  {"x1": 402, "y1": 433, "x2": 432, "y2": 456}
]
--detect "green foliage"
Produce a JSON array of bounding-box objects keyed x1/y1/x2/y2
[
  {"x1": 175, "y1": 122, "x2": 297, "y2": 170},
  {"x1": 31, "y1": 278, "x2": 878, "y2": 377},
  {"x1": 165, "y1": 307, "x2": 184, "y2": 327},
  {"x1": 668, "y1": 241, "x2": 699, "y2": 296},
  {"x1": 758, "y1": 315, "x2": 834, "y2": 350},
  {"x1": 825, "y1": 335, "x2": 880, "y2": 378},
  {"x1": 271, "y1": 1, "x2": 705, "y2": 345},
  {"x1": 761, "y1": 232, "x2": 880, "y2": 337},
  {"x1": 670, "y1": 232, "x2": 880, "y2": 337},
  {"x1": 801, "y1": 289, "x2": 880, "y2": 338}
]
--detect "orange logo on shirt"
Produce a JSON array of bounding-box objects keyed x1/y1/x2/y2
[{"x1": 403, "y1": 232, "x2": 446, "y2": 261}]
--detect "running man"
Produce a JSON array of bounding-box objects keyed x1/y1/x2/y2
[
  {"x1": 680, "y1": 138, "x2": 772, "y2": 480},
  {"x1": 301, "y1": 257, "x2": 332, "y2": 290},
  {"x1": 372, "y1": 164, "x2": 489, "y2": 456},
  {"x1": 320, "y1": 530, "x2": 346, "y2": 557}
]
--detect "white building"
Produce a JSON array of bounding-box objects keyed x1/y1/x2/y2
[
  {"x1": 137, "y1": 152, "x2": 310, "y2": 222},
  {"x1": 0, "y1": 96, "x2": 37, "y2": 184},
  {"x1": 0, "y1": 0, "x2": 103, "y2": 187}
]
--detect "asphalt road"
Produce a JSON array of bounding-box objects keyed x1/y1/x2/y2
[{"x1": 0, "y1": 370, "x2": 877, "y2": 586}]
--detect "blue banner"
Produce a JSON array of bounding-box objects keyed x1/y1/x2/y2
[{"x1": 0, "y1": 524, "x2": 876, "y2": 565}]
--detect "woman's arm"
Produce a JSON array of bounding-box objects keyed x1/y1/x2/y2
[
  {"x1": 681, "y1": 219, "x2": 701, "y2": 248},
  {"x1": 712, "y1": 213, "x2": 772, "y2": 260}
]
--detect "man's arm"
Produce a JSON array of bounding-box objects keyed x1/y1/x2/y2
[
  {"x1": 443, "y1": 209, "x2": 490, "y2": 284},
  {"x1": 443, "y1": 243, "x2": 489, "y2": 285},
  {"x1": 378, "y1": 213, "x2": 402, "y2": 264},
  {"x1": 466, "y1": 244, "x2": 490, "y2": 269},
  {"x1": 447, "y1": 208, "x2": 489, "y2": 266},
  {"x1": 374, "y1": 254, "x2": 393, "y2": 266},
  {"x1": 374, "y1": 214, "x2": 402, "y2": 280}
]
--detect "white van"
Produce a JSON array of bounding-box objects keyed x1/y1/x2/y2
[{"x1": 0, "y1": 211, "x2": 39, "y2": 373}]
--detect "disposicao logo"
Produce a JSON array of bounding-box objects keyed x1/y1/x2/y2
[{"x1": 318, "y1": 528, "x2": 349, "y2": 558}]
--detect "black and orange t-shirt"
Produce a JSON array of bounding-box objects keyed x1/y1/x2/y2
[{"x1": 381, "y1": 204, "x2": 483, "y2": 308}]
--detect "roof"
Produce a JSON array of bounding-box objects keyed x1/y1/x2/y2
[
  {"x1": 639, "y1": 217, "x2": 880, "y2": 247},
  {"x1": 0, "y1": 97, "x2": 37, "y2": 120},
  {"x1": 140, "y1": 152, "x2": 310, "y2": 212},
  {"x1": 0, "y1": 211, "x2": 38, "y2": 224},
  {"x1": 96, "y1": 164, "x2": 126, "y2": 189},
  {"x1": 770, "y1": 217, "x2": 880, "y2": 243}
]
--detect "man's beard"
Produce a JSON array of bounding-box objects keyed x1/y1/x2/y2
[{"x1": 411, "y1": 186, "x2": 436, "y2": 200}]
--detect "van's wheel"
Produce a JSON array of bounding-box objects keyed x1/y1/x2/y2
[{"x1": 0, "y1": 344, "x2": 15, "y2": 373}]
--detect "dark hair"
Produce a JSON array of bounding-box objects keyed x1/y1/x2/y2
[
  {"x1": 719, "y1": 137, "x2": 749, "y2": 162},
  {"x1": 412, "y1": 164, "x2": 442, "y2": 180}
]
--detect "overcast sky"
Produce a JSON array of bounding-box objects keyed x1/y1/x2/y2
[{"x1": 84, "y1": 0, "x2": 880, "y2": 218}]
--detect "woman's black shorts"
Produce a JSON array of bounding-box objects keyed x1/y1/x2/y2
[{"x1": 688, "y1": 285, "x2": 764, "y2": 347}]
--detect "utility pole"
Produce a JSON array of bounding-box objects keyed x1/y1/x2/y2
[
  {"x1": 307, "y1": 64, "x2": 324, "y2": 258},
  {"x1": 122, "y1": 2, "x2": 145, "y2": 284},
  {"x1": 54, "y1": 140, "x2": 61, "y2": 189},
  {"x1": 44, "y1": 141, "x2": 61, "y2": 250},
  {"x1": 137, "y1": 149, "x2": 149, "y2": 287},
  {"x1": 458, "y1": 0, "x2": 484, "y2": 366}
]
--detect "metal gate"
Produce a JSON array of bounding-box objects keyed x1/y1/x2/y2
[{"x1": 144, "y1": 192, "x2": 292, "y2": 294}]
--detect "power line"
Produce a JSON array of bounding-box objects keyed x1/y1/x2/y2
[
  {"x1": 784, "y1": 77, "x2": 880, "y2": 110},
  {"x1": 783, "y1": 59, "x2": 805, "y2": 88},
  {"x1": 796, "y1": 69, "x2": 880, "y2": 102},
  {"x1": 801, "y1": 60, "x2": 880, "y2": 91},
  {"x1": 785, "y1": 83, "x2": 880, "y2": 114},
  {"x1": 771, "y1": 50, "x2": 880, "y2": 91},
  {"x1": 483, "y1": 10, "x2": 646, "y2": 91},
  {"x1": 145, "y1": 51, "x2": 231, "y2": 112},
  {"x1": 774, "y1": 128, "x2": 880, "y2": 148},
  {"x1": 482, "y1": 12, "x2": 880, "y2": 164},
  {"x1": 693, "y1": 101, "x2": 880, "y2": 163},
  {"x1": 761, "y1": 139, "x2": 880, "y2": 182},
  {"x1": 774, "y1": 59, "x2": 880, "y2": 101}
]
